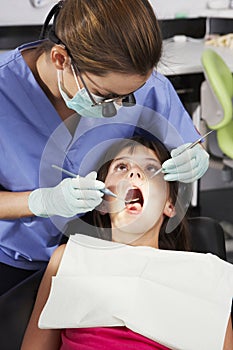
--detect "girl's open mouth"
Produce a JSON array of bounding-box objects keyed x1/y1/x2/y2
[{"x1": 125, "y1": 188, "x2": 144, "y2": 212}]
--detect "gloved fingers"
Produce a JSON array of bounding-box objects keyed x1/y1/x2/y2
[
  {"x1": 165, "y1": 167, "x2": 203, "y2": 182},
  {"x1": 85, "y1": 171, "x2": 105, "y2": 190},
  {"x1": 85, "y1": 171, "x2": 97, "y2": 180},
  {"x1": 163, "y1": 173, "x2": 179, "y2": 182},
  {"x1": 62, "y1": 179, "x2": 102, "y2": 199},
  {"x1": 62, "y1": 177, "x2": 103, "y2": 200},
  {"x1": 71, "y1": 188, "x2": 104, "y2": 201},
  {"x1": 163, "y1": 157, "x2": 196, "y2": 174},
  {"x1": 163, "y1": 144, "x2": 209, "y2": 183},
  {"x1": 164, "y1": 155, "x2": 209, "y2": 183},
  {"x1": 29, "y1": 175, "x2": 105, "y2": 217},
  {"x1": 163, "y1": 149, "x2": 193, "y2": 171},
  {"x1": 72, "y1": 172, "x2": 105, "y2": 190},
  {"x1": 170, "y1": 143, "x2": 192, "y2": 158},
  {"x1": 164, "y1": 165, "x2": 200, "y2": 183},
  {"x1": 62, "y1": 181, "x2": 104, "y2": 214},
  {"x1": 167, "y1": 143, "x2": 205, "y2": 169},
  {"x1": 195, "y1": 150, "x2": 209, "y2": 178},
  {"x1": 188, "y1": 145, "x2": 209, "y2": 179},
  {"x1": 67, "y1": 195, "x2": 104, "y2": 213}
]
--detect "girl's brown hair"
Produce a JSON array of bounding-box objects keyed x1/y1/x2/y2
[
  {"x1": 41, "y1": 0, "x2": 162, "y2": 75},
  {"x1": 90, "y1": 136, "x2": 190, "y2": 251}
]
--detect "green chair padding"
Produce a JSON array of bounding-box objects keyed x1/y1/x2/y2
[{"x1": 201, "y1": 48, "x2": 233, "y2": 159}]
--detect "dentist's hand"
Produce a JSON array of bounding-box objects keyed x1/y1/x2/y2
[
  {"x1": 162, "y1": 143, "x2": 209, "y2": 183},
  {"x1": 28, "y1": 171, "x2": 105, "y2": 217}
]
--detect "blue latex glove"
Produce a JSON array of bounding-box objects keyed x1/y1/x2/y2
[
  {"x1": 162, "y1": 143, "x2": 209, "y2": 183},
  {"x1": 28, "y1": 171, "x2": 105, "y2": 217}
]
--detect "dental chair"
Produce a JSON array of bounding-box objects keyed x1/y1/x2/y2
[
  {"x1": 188, "y1": 216, "x2": 226, "y2": 260},
  {"x1": 0, "y1": 268, "x2": 45, "y2": 350},
  {"x1": 200, "y1": 48, "x2": 233, "y2": 182}
]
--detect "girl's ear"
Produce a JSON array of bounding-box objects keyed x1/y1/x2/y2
[{"x1": 163, "y1": 199, "x2": 176, "y2": 218}]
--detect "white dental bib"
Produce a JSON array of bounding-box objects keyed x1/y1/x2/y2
[{"x1": 39, "y1": 234, "x2": 233, "y2": 350}]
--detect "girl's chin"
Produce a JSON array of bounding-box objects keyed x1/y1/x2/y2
[
  {"x1": 112, "y1": 230, "x2": 146, "y2": 245},
  {"x1": 112, "y1": 209, "x2": 143, "y2": 227},
  {"x1": 112, "y1": 216, "x2": 150, "y2": 237},
  {"x1": 112, "y1": 210, "x2": 161, "y2": 238}
]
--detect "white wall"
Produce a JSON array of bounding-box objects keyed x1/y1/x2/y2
[
  {"x1": 0, "y1": 0, "x2": 57, "y2": 25},
  {"x1": 0, "y1": 0, "x2": 227, "y2": 25},
  {"x1": 150, "y1": 0, "x2": 208, "y2": 19}
]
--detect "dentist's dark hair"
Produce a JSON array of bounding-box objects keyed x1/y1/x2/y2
[
  {"x1": 39, "y1": 0, "x2": 162, "y2": 76},
  {"x1": 91, "y1": 136, "x2": 190, "y2": 251}
]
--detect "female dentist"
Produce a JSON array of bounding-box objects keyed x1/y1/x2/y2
[{"x1": 0, "y1": 0, "x2": 209, "y2": 293}]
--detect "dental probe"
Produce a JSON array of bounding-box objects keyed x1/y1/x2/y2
[
  {"x1": 151, "y1": 130, "x2": 214, "y2": 178},
  {"x1": 52, "y1": 164, "x2": 138, "y2": 203}
]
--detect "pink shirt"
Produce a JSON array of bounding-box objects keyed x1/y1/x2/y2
[{"x1": 60, "y1": 326, "x2": 171, "y2": 350}]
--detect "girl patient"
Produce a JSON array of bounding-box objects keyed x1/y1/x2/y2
[{"x1": 21, "y1": 136, "x2": 233, "y2": 350}]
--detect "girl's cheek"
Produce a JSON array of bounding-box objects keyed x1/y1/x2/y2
[{"x1": 105, "y1": 173, "x2": 126, "y2": 189}]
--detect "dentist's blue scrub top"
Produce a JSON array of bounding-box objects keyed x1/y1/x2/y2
[{"x1": 0, "y1": 41, "x2": 199, "y2": 270}]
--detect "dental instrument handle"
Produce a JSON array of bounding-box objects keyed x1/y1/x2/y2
[
  {"x1": 151, "y1": 167, "x2": 163, "y2": 178},
  {"x1": 51, "y1": 164, "x2": 117, "y2": 198},
  {"x1": 100, "y1": 187, "x2": 117, "y2": 198},
  {"x1": 177, "y1": 130, "x2": 214, "y2": 154},
  {"x1": 52, "y1": 165, "x2": 78, "y2": 178}
]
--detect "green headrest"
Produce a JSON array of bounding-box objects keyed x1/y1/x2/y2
[{"x1": 201, "y1": 49, "x2": 233, "y2": 128}]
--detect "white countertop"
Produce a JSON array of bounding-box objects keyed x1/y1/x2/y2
[
  {"x1": 201, "y1": 9, "x2": 233, "y2": 18},
  {"x1": 158, "y1": 39, "x2": 233, "y2": 75}
]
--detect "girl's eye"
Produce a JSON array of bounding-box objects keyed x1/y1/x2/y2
[
  {"x1": 146, "y1": 164, "x2": 160, "y2": 174},
  {"x1": 114, "y1": 163, "x2": 128, "y2": 172}
]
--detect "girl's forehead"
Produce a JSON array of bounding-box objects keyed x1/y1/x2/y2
[{"x1": 114, "y1": 144, "x2": 160, "y2": 162}]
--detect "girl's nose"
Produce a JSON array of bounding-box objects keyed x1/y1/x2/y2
[{"x1": 129, "y1": 169, "x2": 143, "y2": 179}]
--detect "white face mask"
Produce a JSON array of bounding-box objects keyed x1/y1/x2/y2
[{"x1": 57, "y1": 69, "x2": 103, "y2": 118}]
